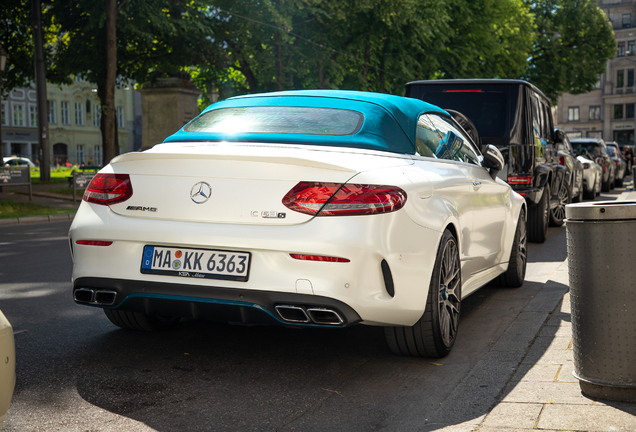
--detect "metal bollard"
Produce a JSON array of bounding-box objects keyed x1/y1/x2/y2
[
  {"x1": 566, "y1": 201, "x2": 636, "y2": 402},
  {"x1": 633, "y1": 166, "x2": 636, "y2": 190}
]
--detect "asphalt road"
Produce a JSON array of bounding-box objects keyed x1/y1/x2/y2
[{"x1": 0, "y1": 187, "x2": 623, "y2": 432}]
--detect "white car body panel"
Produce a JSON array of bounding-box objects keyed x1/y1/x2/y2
[
  {"x1": 70, "y1": 142, "x2": 524, "y2": 327},
  {"x1": 577, "y1": 155, "x2": 602, "y2": 195}
]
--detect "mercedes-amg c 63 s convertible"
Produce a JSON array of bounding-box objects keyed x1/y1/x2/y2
[{"x1": 69, "y1": 90, "x2": 527, "y2": 358}]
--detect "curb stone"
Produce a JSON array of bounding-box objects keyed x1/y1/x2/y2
[{"x1": 0, "y1": 212, "x2": 75, "y2": 227}]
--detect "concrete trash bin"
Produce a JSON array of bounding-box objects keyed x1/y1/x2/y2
[{"x1": 565, "y1": 201, "x2": 636, "y2": 402}]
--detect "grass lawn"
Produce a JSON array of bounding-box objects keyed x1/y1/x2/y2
[
  {"x1": 0, "y1": 200, "x2": 76, "y2": 219},
  {"x1": 46, "y1": 187, "x2": 84, "y2": 196},
  {"x1": 30, "y1": 167, "x2": 86, "y2": 185}
]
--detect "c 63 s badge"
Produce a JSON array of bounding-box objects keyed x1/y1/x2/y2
[{"x1": 127, "y1": 206, "x2": 157, "y2": 212}]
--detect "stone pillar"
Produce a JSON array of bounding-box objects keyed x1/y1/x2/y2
[{"x1": 138, "y1": 75, "x2": 201, "y2": 150}]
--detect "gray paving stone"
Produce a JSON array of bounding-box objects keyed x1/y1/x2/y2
[
  {"x1": 421, "y1": 421, "x2": 480, "y2": 432},
  {"x1": 556, "y1": 362, "x2": 578, "y2": 383},
  {"x1": 482, "y1": 402, "x2": 543, "y2": 429},
  {"x1": 537, "y1": 403, "x2": 636, "y2": 431},
  {"x1": 539, "y1": 325, "x2": 572, "y2": 337},
  {"x1": 522, "y1": 281, "x2": 568, "y2": 313},
  {"x1": 510, "y1": 364, "x2": 561, "y2": 383},
  {"x1": 523, "y1": 346, "x2": 574, "y2": 365},
  {"x1": 479, "y1": 428, "x2": 561, "y2": 432},
  {"x1": 502, "y1": 381, "x2": 594, "y2": 405},
  {"x1": 491, "y1": 312, "x2": 548, "y2": 353}
]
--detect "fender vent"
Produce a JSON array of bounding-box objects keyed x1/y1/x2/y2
[{"x1": 381, "y1": 259, "x2": 395, "y2": 297}]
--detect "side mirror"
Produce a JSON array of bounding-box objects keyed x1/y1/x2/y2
[{"x1": 482, "y1": 144, "x2": 505, "y2": 180}]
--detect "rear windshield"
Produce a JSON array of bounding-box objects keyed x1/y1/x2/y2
[
  {"x1": 407, "y1": 89, "x2": 509, "y2": 139},
  {"x1": 573, "y1": 142, "x2": 603, "y2": 157},
  {"x1": 607, "y1": 146, "x2": 616, "y2": 157},
  {"x1": 185, "y1": 107, "x2": 364, "y2": 136}
]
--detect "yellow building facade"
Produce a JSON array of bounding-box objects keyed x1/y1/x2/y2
[{"x1": 1, "y1": 77, "x2": 137, "y2": 166}]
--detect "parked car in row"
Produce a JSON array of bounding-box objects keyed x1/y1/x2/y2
[
  {"x1": 606, "y1": 141, "x2": 627, "y2": 187},
  {"x1": 70, "y1": 90, "x2": 527, "y2": 358},
  {"x1": 576, "y1": 149, "x2": 603, "y2": 200},
  {"x1": 2, "y1": 156, "x2": 35, "y2": 168},
  {"x1": 570, "y1": 139, "x2": 616, "y2": 192},
  {"x1": 551, "y1": 130, "x2": 584, "y2": 224},
  {"x1": 405, "y1": 79, "x2": 567, "y2": 242}
]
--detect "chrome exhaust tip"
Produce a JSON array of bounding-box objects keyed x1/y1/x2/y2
[
  {"x1": 74, "y1": 288, "x2": 94, "y2": 303},
  {"x1": 275, "y1": 305, "x2": 310, "y2": 323},
  {"x1": 307, "y1": 308, "x2": 344, "y2": 325},
  {"x1": 94, "y1": 290, "x2": 118, "y2": 306}
]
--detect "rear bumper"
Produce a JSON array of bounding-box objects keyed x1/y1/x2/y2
[
  {"x1": 73, "y1": 277, "x2": 362, "y2": 328},
  {"x1": 511, "y1": 186, "x2": 543, "y2": 207}
]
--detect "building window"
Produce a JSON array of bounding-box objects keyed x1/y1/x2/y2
[
  {"x1": 1, "y1": 102, "x2": 6, "y2": 126},
  {"x1": 623, "y1": 14, "x2": 632, "y2": 28},
  {"x1": 589, "y1": 106, "x2": 601, "y2": 121},
  {"x1": 93, "y1": 104, "x2": 101, "y2": 127},
  {"x1": 77, "y1": 144, "x2": 85, "y2": 165},
  {"x1": 568, "y1": 107, "x2": 580, "y2": 121},
  {"x1": 61, "y1": 101, "x2": 70, "y2": 125},
  {"x1": 29, "y1": 104, "x2": 37, "y2": 127},
  {"x1": 48, "y1": 100, "x2": 57, "y2": 124},
  {"x1": 75, "y1": 102, "x2": 84, "y2": 126},
  {"x1": 73, "y1": 75, "x2": 82, "y2": 83},
  {"x1": 615, "y1": 104, "x2": 624, "y2": 119},
  {"x1": 618, "y1": 70, "x2": 625, "y2": 87},
  {"x1": 618, "y1": 42, "x2": 626, "y2": 57},
  {"x1": 116, "y1": 106, "x2": 124, "y2": 129},
  {"x1": 629, "y1": 41, "x2": 635, "y2": 55},
  {"x1": 627, "y1": 103, "x2": 635, "y2": 119},
  {"x1": 629, "y1": 70, "x2": 635, "y2": 87},
  {"x1": 94, "y1": 145, "x2": 102, "y2": 166},
  {"x1": 12, "y1": 103, "x2": 25, "y2": 127}
]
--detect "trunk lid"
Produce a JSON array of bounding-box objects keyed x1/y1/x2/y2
[{"x1": 106, "y1": 142, "x2": 413, "y2": 225}]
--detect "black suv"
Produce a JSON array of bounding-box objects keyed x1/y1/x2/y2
[{"x1": 405, "y1": 79, "x2": 565, "y2": 243}]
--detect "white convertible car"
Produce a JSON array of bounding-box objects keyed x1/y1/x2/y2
[{"x1": 69, "y1": 90, "x2": 526, "y2": 358}]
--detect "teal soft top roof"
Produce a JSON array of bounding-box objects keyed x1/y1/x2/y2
[{"x1": 163, "y1": 90, "x2": 447, "y2": 154}]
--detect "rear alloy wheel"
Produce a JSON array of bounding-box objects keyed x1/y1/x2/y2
[
  {"x1": 528, "y1": 183, "x2": 550, "y2": 243},
  {"x1": 384, "y1": 230, "x2": 461, "y2": 358},
  {"x1": 104, "y1": 309, "x2": 180, "y2": 331},
  {"x1": 491, "y1": 208, "x2": 527, "y2": 287},
  {"x1": 549, "y1": 181, "x2": 570, "y2": 227}
]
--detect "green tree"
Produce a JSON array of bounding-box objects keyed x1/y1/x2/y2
[
  {"x1": 524, "y1": 0, "x2": 616, "y2": 101},
  {"x1": 438, "y1": 0, "x2": 536, "y2": 79},
  {"x1": 46, "y1": 0, "x2": 217, "y2": 162}
]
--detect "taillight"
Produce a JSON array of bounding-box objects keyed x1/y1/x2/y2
[
  {"x1": 559, "y1": 156, "x2": 565, "y2": 166},
  {"x1": 75, "y1": 240, "x2": 113, "y2": 246},
  {"x1": 616, "y1": 160, "x2": 620, "y2": 166},
  {"x1": 282, "y1": 182, "x2": 407, "y2": 216},
  {"x1": 83, "y1": 174, "x2": 133, "y2": 205},
  {"x1": 583, "y1": 162, "x2": 591, "y2": 169},
  {"x1": 290, "y1": 254, "x2": 350, "y2": 263},
  {"x1": 507, "y1": 176, "x2": 533, "y2": 185}
]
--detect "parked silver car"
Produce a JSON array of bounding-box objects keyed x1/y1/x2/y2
[
  {"x1": 606, "y1": 142, "x2": 627, "y2": 187},
  {"x1": 576, "y1": 149, "x2": 602, "y2": 200}
]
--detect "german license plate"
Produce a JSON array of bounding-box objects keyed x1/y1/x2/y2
[{"x1": 141, "y1": 245, "x2": 251, "y2": 282}]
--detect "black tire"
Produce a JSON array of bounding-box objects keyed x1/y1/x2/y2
[
  {"x1": 610, "y1": 172, "x2": 616, "y2": 189},
  {"x1": 104, "y1": 309, "x2": 180, "y2": 331},
  {"x1": 602, "y1": 171, "x2": 611, "y2": 192},
  {"x1": 491, "y1": 208, "x2": 527, "y2": 288},
  {"x1": 528, "y1": 183, "x2": 550, "y2": 243},
  {"x1": 616, "y1": 176, "x2": 623, "y2": 187},
  {"x1": 384, "y1": 230, "x2": 461, "y2": 358},
  {"x1": 549, "y1": 181, "x2": 570, "y2": 227}
]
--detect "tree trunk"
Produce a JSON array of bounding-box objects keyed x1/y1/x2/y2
[
  {"x1": 103, "y1": 0, "x2": 118, "y2": 164},
  {"x1": 379, "y1": 55, "x2": 386, "y2": 93},
  {"x1": 238, "y1": 58, "x2": 259, "y2": 93},
  {"x1": 318, "y1": 61, "x2": 328, "y2": 89}
]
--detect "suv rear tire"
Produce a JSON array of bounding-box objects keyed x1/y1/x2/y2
[{"x1": 528, "y1": 184, "x2": 550, "y2": 243}]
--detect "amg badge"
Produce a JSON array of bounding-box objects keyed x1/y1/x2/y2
[{"x1": 126, "y1": 206, "x2": 157, "y2": 212}]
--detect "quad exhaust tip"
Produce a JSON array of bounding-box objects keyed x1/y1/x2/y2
[
  {"x1": 275, "y1": 305, "x2": 344, "y2": 325},
  {"x1": 74, "y1": 288, "x2": 118, "y2": 306}
]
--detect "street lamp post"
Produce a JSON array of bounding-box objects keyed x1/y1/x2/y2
[{"x1": 0, "y1": 44, "x2": 7, "y2": 162}]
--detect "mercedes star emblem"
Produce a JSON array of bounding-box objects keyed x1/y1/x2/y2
[{"x1": 190, "y1": 181, "x2": 212, "y2": 204}]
